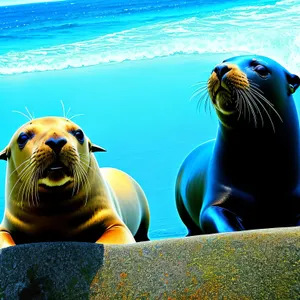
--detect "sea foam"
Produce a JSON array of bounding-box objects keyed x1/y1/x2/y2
[{"x1": 0, "y1": 0, "x2": 299, "y2": 75}]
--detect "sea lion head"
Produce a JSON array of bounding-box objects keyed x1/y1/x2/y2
[
  {"x1": 207, "y1": 55, "x2": 300, "y2": 131},
  {"x1": 0, "y1": 117, "x2": 105, "y2": 207}
]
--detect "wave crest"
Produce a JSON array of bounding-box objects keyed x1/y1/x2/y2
[{"x1": 0, "y1": 1, "x2": 299, "y2": 75}]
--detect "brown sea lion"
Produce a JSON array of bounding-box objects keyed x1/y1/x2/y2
[
  {"x1": 176, "y1": 55, "x2": 300, "y2": 235},
  {"x1": 0, "y1": 117, "x2": 150, "y2": 248}
]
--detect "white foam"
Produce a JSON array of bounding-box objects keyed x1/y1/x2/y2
[{"x1": 0, "y1": 1, "x2": 299, "y2": 75}]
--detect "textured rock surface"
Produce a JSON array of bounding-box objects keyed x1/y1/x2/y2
[{"x1": 0, "y1": 227, "x2": 300, "y2": 299}]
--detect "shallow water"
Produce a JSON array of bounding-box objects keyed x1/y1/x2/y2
[{"x1": 0, "y1": 0, "x2": 300, "y2": 240}]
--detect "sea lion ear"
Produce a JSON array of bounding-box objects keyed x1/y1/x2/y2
[
  {"x1": 287, "y1": 74, "x2": 300, "y2": 94},
  {"x1": 0, "y1": 148, "x2": 8, "y2": 161},
  {"x1": 90, "y1": 143, "x2": 106, "y2": 153}
]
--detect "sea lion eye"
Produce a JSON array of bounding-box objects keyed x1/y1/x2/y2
[
  {"x1": 17, "y1": 132, "x2": 30, "y2": 149},
  {"x1": 253, "y1": 65, "x2": 270, "y2": 77},
  {"x1": 73, "y1": 129, "x2": 84, "y2": 144}
]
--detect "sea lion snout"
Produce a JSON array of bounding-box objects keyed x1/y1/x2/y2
[
  {"x1": 206, "y1": 57, "x2": 285, "y2": 130},
  {"x1": 208, "y1": 63, "x2": 240, "y2": 115},
  {"x1": 45, "y1": 137, "x2": 67, "y2": 154},
  {"x1": 213, "y1": 64, "x2": 232, "y2": 80}
]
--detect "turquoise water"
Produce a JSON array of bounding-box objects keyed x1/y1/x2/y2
[{"x1": 0, "y1": 0, "x2": 300, "y2": 240}]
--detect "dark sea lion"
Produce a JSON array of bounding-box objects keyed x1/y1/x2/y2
[
  {"x1": 176, "y1": 55, "x2": 300, "y2": 235},
  {"x1": 0, "y1": 117, "x2": 150, "y2": 248}
]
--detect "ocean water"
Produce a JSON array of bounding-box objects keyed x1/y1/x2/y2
[{"x1": 0, "y1": 0, "x2": 299, "y2": 240}]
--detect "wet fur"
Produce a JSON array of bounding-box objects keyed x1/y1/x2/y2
[
  {"x1": 0, "y1": 117, "x2": 150, "y2": 247},
  {"x1": 177, "y1": 55, "x2": 300, "y2": 234}
]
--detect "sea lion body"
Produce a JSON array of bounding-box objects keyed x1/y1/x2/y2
[
  {"x1": 0, "y1": 117, "x2": 150, "y2": 247},
  {"x1": 176, "y1": 55, "x2": 300, "y2": 234}
]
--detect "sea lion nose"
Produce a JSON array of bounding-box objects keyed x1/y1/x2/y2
[
  {"x1": 45, "y1": 137, "x2": 67, "y2": 154},
  {"x1": 214, "y1": 64, "x2": 231, "y2": 80}
]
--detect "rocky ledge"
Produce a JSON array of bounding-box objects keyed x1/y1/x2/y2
[{"x1": 0, "y1": 227, "x2": 299, "y2": 299}]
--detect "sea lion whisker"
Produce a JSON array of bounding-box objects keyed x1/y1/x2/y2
[
  {"x1": 233, "y1": 89, "x2": 243, "y2": 120},
  {"x1": 249, "y1": 87, "x2": 283, "y2": 123},
  {"x1": 16, "y1": 176, "x2": 27, "y2": 208},
  {"x1": 248, "y1": 83, "x2": 273, "y2": 105},
  {"x1": 240, "y1": 89, "x2": 264, "y2": 128},
  {"x1": 24, "y1": 174, "x2": 34, "y2": 207},
  {"x1": 18, "y1": 179, "x2": 27, "y2": 209},
  {"x1": 66, "y1": 107, "x2": 71, "y2": 119},
  {"x1": 196, "y1": 92, "x2": 207, "y2": 110},
  {"x1": 243, "y1": 92, "x2": 253, "y2": 124},
  {"x1": 204, "y1": 94, "x2": 212, "y2": 115},
  {"x1": 25, "y1": 106, "x2": 33, "y2": 120},
  {"x1": 207, "y1": 95, "x2": 213, "y2": 117},
  {"x1": 192, "y1": 83, "x2": 208, "y2": 91},
  {"x1": 248, "y1": 79, "x2": 261, "y2": 88},
  {"x1": 61, "y1": 100, "x2": 66, "y2": 119},
  {"x1": 248, "y1": 83, "x2": 277, "y2": 110},
  {"x1": 249, "y1": 86, "x2": 275, "y2": 109},
  {"x1": 191, "y1": 84, "x2": 208, "y2": 93},
  {"x1": 248, "y1": 89, "x2": 276, "y2": 132},
  {"x1": 192, "y1": 80, "x2": 210, "y2": 86},
  {"x1": 71, "y1": 166, "x2": 77, "y2": 197},
  {"x1": 16, "y1": 165, "x2": 37, "y2": 208},
  {"x1": 236, "y1": 90, "x2": 251, "y2": 123},
  {"x1": 69, "y1": 162, "x2": 81, "y2": 197},
  {"x1": 34, "y1": 169, "x2": 42, "y2": 207},
  {"x1": 238, "y1": 90, "x2": 258, "y2": 127},
  {"x1": 82, "y1": 175, "x2": 91, "y2": 206},
  {"x1": 76, "y1": 163, "x2": 91, "y2": 206},
  {"x1": 8, "y1": 160, "x2": 37, "y2": 202},
  {"x1": 31, "y1": 172, "x2": 40, "y2": 207},
  {"x1": 20, "y1": 166, "x2": 38, "y2": 207},
  {"x1": 243, "y1": 96, "x2": 248, "y2": 121},
  {"x1": 191, "y1": 87, "x2": 208, "y2": 101},
  {"x1": 239, "y1": 95, "x2": 244, "y2": 120},
  {"x1": 72, "y1": 168, "x2": 78, "y2": 196},
  {"x1": 16, "y1": 167, "x2": 34, "y2": 208},
  {"x1": 8, "y1": 157, "x2": 32, "y2": 178},
  {"x1": 79, "y1": 160, "x2": 103, "y2": 182},
  {"x1": 25, "y1": 107, "x2": 34, "y2": 120},
  {"x1": 76, "y1": 156, "x2": 90, "y2": 195},
  {"x1": 79, "y1": 160, "x2": 103, "y2": 205},
  {"x1": 196, "y1": 91, "x2": 210, "y2": 112},
  {"x1": 249, "y1": 90, "x2": 276, "y2": 130},
  {"x1": 245, "y1": 90, "x2": 265, "y2": 127},
  {"x1": 12, "y1": 110, "x2": 32, "y2": 121},
  {"x1": 74, "y1": 166, "x2": 82, "y2": 196},
  {"x1": 190, "y1": 85, "x2": 208, "y2": 102},
  {"x1": 248, "y1": 81, "x2": 265, "y2": 91},
  {"x1": 235, "y1": 89, "x2": 247, "y2": 121},
  {"x1": 69, "y1": 114, "x2": 84, "y2": 120},
  {"x1": 78, "y1": 153, "x2": 90, "y2": 160}
]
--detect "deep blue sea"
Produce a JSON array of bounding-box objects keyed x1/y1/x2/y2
[{"x1": 0, "y1": 0, "x2": 299, "y2": 240}]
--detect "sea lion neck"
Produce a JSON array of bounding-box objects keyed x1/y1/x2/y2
[{"x1": 215, "y1": 122, "x2": 300, "y2": 191}]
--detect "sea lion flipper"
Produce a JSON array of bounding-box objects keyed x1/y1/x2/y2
[
  {"x1": 201, "y1": 206, "x2": 245, "y2": 233},
  {"x1": 0, "y1": 231, "x2": 16, "y2": 249},
  {"x1": 96, "y1": 224, "x2": 135, "y2": 244}
]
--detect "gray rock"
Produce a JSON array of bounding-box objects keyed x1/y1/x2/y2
[{"x1": 0, "y1": 227, "x2": 299, "y2": 299}]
